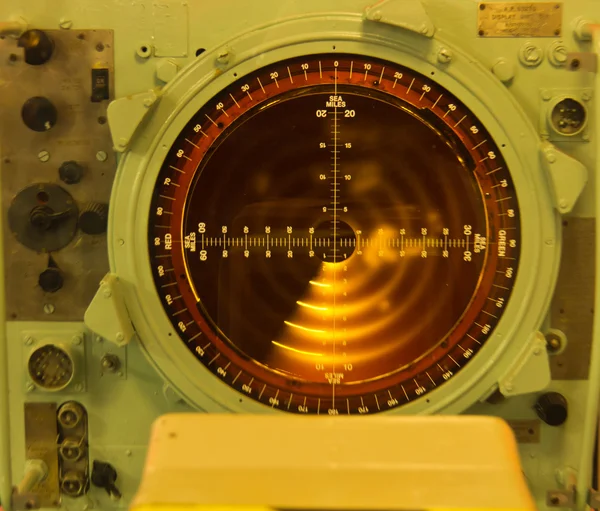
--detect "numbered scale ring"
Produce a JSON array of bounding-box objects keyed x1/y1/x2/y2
[{"x1": 149, "y1": 54, "x2": 519, "y2": 414}]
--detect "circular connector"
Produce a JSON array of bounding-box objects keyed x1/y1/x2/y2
[
  {"x1": 60, "y1": 471, "x2": 85, "y2": 497},
  {"x1": 549, "y1": 97, "x2": 587, "y2": 136},
  {"x1": 59, "y1": 438, "x2": 83, "y2": 461},
  {"x1": 28, "y1": 344, "x2": 73, "y2": 390},
  {"x1": 57, "y1": 401, "x2": 85, "y2": 429}
]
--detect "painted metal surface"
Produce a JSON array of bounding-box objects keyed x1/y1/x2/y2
[{"x1": 0, "y1": 1, "x2": 598, "y2": 510}]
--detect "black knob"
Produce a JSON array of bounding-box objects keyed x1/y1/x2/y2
[
  {"x1": 38, "y1": 268, "x2": 63, "y2": 293},
  {"x1": 59, "y1": 161, "x2": 84, "y2": 185},
  {"x1": 21, "y1": 96, "x2": 58, "y2": 132},
  {"x1": 79, "y1": 203, "x2": 108, "y2": 235},
  {"x1": 17, "y1": 29, "x2": 54, "y2": 65},
  {"x1": 535, "y1": 392, "x2": 568, "y2": 426},
  {"x1": 91, "y1": 460, "x2": 121, "y2": 500}
]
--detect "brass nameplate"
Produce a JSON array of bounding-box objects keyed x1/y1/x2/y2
[{"x1": 478, "y1": 3, "x2": 562, "y2": 37}]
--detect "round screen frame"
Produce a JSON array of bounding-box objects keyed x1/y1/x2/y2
[{"x1": 108, "y1": 15, "x2": 560, "y2": 414}]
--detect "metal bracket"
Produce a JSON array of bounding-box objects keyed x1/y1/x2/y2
[
  {"x1": 540, "y1": 142, "x2": 588, "y2": 214},
  {"x1": 588, "y1": 489, "x2": 600, "y2": 508},
  {"x1": 363, "y1": 0, "x2": 436, "y2": 38},
  {"x1": 11, "y1": 488, "x2": 40, "y2": 511},
  {"x1": 547, "y1": 488, "x2": 576, "y2": 508},
  {"x1": 84, "y1": 273, "x2": 135, "y2": 347},
  {"x1": 548, "y1": 468, "x2": 579, "y2": 508},
  {"x1": 107, "y1": 89, "x2": 159, "y2": 152},
  {"x1": 566, "y1": 52, "x2": 597, "y2": 73},
  {"x1": 499, "y1": 331, "x2": 551, "y2": 397}
]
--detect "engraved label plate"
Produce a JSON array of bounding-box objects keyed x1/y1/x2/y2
[{"x1": 478, "y1": 3, "x2": 562, "y2": 37}]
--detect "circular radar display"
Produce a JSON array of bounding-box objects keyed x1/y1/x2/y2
[{"x1": 149, "y1": 54, "x2": 520, "y2": 414}]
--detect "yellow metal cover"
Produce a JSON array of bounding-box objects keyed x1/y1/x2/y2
[{"x1": 131, "y1": 415, "x2": 535, "y2": 511}]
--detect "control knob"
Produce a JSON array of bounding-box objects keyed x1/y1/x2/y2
[
  {"x1": 534, "y1": 392, "x2": 568, "y2": 426},
  {"x1": 38, "y1": 267, "x2": 63, "y2": 293},
  {"x1": 59, "y1": 161, "x2": 85, "y2": 185},
  {"x1": 21, "y1": 96, "x2": 58, "y2": 132},
  {"x1": 79, "y1": 203, "x2": 108, "y2": 235},
  {"x1": 17, "y1": 29, "x2": 54, "y2": 65}
]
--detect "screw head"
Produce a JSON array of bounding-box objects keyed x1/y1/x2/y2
[
  {"x1": 43, "y1": 303, "x2": 55, "y2": 315},
  {"x1": 96, "y1": 150, "x2": 108, "y2": 162},
  {"x1": 103, "y1": 288, "x2": 112, "y2": 298},
  {"x1": 37, "y1": 150, "x2": 50, "y2": 162},
  {"x1": 23, "y1": 336, "x2": 34, "y2": 346},
  {"x1": 115, "y1": 332, "x2": 124, "y2": 342},
  {"x1": 437, "y1": 48, "x2": 453, "y2": 64},
  {"x1": 74, "y1": 383, "x2": 83, "y2": 392},
  {"x1": 26, "y1": 382, "x2": 35, "y2": 392},
  {"x1": 216, "y1": 48, "x2": 230, "y2": 65},
  {"x1": 71, "y1": 335, "x2": 83, "y2": 346}
]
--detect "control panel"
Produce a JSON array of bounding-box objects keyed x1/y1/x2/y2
[{"x1": 0, "y1": 1, "x2": 599, "y2": 511}]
